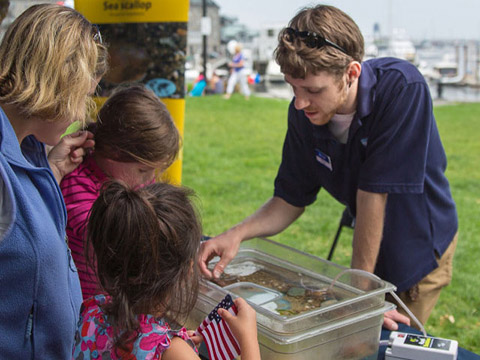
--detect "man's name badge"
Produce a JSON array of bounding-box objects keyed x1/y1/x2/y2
[{"x1": 315, "y1": 149, "x2": 333, "y2": 171}]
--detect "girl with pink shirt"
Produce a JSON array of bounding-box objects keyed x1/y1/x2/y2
[{"x1": 61, "y1": 85, "x2": 180, "y2": 299}]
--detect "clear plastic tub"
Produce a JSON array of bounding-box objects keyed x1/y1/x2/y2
[{"x1": 188, "y1": 238, "x2": 395, "y2": 359}]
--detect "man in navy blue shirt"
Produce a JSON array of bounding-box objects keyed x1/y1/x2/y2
[{"x1": 199, "y1": 5, "x2": 458, "y2": 330}]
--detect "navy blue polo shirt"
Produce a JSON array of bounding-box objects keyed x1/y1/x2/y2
[{"x1": 274, "y1": 57, "x2": 458, "y2": 292}]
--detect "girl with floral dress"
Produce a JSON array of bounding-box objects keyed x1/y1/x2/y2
[{"x1": 72, "y1": 181, "x2": 261, "y2": 359}]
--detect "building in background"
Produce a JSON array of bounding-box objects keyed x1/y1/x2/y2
[
  {"x1": 0, "y1": 0, "x2": 9, "y2": 26},
  {"x1": 187, "y1": 0, "x2": 221, "y2": 63},
  {"x1": 220, "y1": 14, "x2": 257, "y2": 46},
  {"x1": 0, "y1": 0, "x2": 58, "y2": 39},
  {"x1": 186, "y1": 0, "x2": 257, "y2": 87}
]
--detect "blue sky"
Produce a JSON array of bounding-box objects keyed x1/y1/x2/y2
[{"x1": 214, "y1": 0, "x2": 479, "y2": 40}]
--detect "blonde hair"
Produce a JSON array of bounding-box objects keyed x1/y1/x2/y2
[
  {"x1": 275, "y1": 5, "x2": 364, "y2": 79},
  {"x1": 0, "y1": 4, "x2": 108, "y2": 123}
]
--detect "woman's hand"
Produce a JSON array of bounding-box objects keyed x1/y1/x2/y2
[{"x1": 48, "y1": 131, "x2": 94, "y2": 183}]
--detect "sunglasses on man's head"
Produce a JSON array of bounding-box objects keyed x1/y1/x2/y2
[{"x1": 284, "y1": 27, "x2": 348, "y2": 56}]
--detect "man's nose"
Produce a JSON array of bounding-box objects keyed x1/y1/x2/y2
[{"x1": 294, "y1": 95, "x2": 309, "y2": 110}]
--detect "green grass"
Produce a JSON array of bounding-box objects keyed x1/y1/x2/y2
[{"x1": 182, "y1": 94, "x2": 480, "y2": 354}]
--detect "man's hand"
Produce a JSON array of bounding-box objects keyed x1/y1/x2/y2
[
  {"x1": 199, "y1": 228, "x2": 243, "y2": 279},
  {"x1": 198, "y1": 197, "x2": 305, "y2": 279},
  {"x1": 48, "y1": 131, "x2": 94, "y2": 183},
  {"x1": 383, "y1": 309, "x2": 411, "y2": 331}
]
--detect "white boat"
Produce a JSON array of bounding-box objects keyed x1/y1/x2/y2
[
  {"x1": 433, "y1": 52, "x2": 464, "y2": 84},
  {"x1": 434, "y1": 59, "x2": 458, "y2": 78}
]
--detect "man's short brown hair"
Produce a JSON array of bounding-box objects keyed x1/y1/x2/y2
[{"x1": 275, "y1": 5, "x2": 364, "y2": 79}]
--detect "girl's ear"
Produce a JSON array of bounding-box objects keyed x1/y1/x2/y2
[{"x1": 92, "y1": 155, "x2": 117, "y2": 178}]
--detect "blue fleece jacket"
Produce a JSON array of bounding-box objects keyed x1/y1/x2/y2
[{"x1": 0, "y1": 107, "x2": 82, "y2": 359}]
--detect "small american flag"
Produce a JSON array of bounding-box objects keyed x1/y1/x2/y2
[{"x1": 196, "y1": 294, "x2": 241, "y2": 360}]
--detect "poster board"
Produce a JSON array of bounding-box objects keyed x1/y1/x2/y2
[{"x1": 75, "y1": 0, "x2": 189, "y2": 184}]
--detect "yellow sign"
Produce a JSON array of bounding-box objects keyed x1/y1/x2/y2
[
  {"x1": 75, "y1": 0, "x2": 189, "y2": 23},
  {"x1": 159, "y1": 98, "x2": 185, "y2": 184},
  {"x1": 75, "y1": 0, "x2": 189, "y2": 184}
]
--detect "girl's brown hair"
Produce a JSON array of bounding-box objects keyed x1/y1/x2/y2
[
  {"x1": 86, "y1": 181, "x2": 202, "y2": 351},
  {"x1": 275, "y1": 5, "x2": 364, "y2": 79},
  {"x1": 90, "y1": 85, "x2": 180, "y2": 170},
  {"x1": 0, "y1": 4, "x2": 107, "y2": 123}
]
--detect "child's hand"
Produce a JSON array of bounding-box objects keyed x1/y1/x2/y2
[
  {"x1": 218, "y1": 297, "x2": 260, "y2": 360},
  {"x1": 186, "y1": 330, "x2": 203, "y2": 346},
  {"x1": 218, "y1": 297, "x2": 257, "y2": 342}
]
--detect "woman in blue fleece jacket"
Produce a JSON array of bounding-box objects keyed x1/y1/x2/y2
[{"x1": 0, "y1": 4, "x2": 107, "y2": 358}]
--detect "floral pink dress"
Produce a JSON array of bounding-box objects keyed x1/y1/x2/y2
[{"x1": 72, "y1": 295, "x2": 196, "y2": 359}]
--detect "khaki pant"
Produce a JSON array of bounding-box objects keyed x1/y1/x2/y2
[{"x1": 387, "y1": 233, "x2": 458, "y2": 328}]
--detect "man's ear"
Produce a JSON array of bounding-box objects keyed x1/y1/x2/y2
[{"x1": 347, "y1": 61, "x2": 362, "y2": 83}]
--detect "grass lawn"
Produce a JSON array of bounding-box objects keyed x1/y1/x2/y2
[{"x1": 182, "y1": 94, "x2": 480, "y2": 354}]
